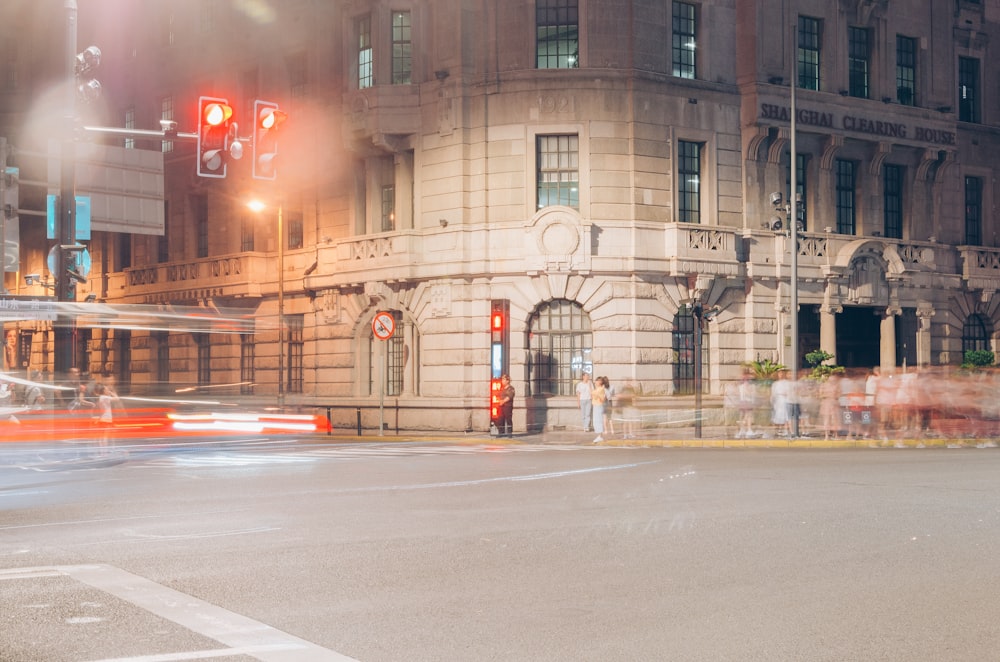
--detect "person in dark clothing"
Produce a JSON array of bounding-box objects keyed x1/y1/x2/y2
[{"x1": 498, "y1": 374, "x2": 515, "y2": 437}]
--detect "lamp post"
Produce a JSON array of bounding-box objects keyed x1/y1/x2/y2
[{"x1": 248, "y1": 199, "x2": 284, "y2": 407}]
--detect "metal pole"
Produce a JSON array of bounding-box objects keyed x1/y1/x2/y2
[
  {"x1": 55, "y1": 0, "x2": 78, "y2": 378},
  {"x1": 277, "y1": 203, "x2": 284, "y2": 408},
  {"x1": 0, "y1": 136, "x2": 6, "y2": 281},
  {"x1": 693, "y1": 302, "x2": 703, "y2": 439},
  {"x1": 789, "y1": 22, "x2": 800, "y2": 437}
]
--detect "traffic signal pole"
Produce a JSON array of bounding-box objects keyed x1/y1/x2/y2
[{"x1": 54, "y1": 0, "x2": 79, "y2": 377}]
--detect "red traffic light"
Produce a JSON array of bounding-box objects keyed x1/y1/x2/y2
[
  {"x1": 197, "y1": 96, "x2": 233, "y2": 178},
  {"x1": 253, "y1": 100, "x2": 285, "y2": 180},
  {"x1": 258, "y1": 106, "x2": 287, "y2": 130},
  {"x1": 203, "y1": 101, "x2": 233, "y2": 126},
  {"x1": 492, "y1": 313, "x2": 504, "y2": 330}
]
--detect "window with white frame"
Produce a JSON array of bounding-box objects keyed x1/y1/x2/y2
[
  {"x1": 536, "y1": 0, "x2": 579, "y2": 69},
  {"x1": 536, "y1": 134, "x2": 579, "y2": 210},
  {"x1": 358, "y1": 14, "x2": 373, "y2": 88}
]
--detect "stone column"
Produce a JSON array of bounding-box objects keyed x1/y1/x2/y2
[
  {"x1": 916, "y1": 305, "x2": 934, "y2": 368},
  {"x1": 880, "y1": 307, "x2": 899, "y2": 370},
  {"x1": 819, "y1": 305, "x2": 840, "y2": 364}
]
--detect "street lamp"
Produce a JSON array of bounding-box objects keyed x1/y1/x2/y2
[{"x1": 247, "y1": 198, "x2": 284, "y2": 407}]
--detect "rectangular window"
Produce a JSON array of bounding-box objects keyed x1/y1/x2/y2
[
  {"x1": 115, "y1": 330, "x2": 131, "y2": 389},
  {"x1": 124, "y1": 106, "x2": 135, "y2": 150},
  {"x1": 196, "y1": 334, "x2": 210, "y2": 386},
  {"x1": 4, "y1": 37, "x2": 17, "y2": 91},
  {"x1": 677, "y1": 140, "x2": 701, "y2": 223},
  {"x1": 380, "y1": 185, "x2": 395, "y2": 232},
  {"x1": 288, "y1": 211, "x2": 303, "y2": 249},
  {"x1": 194, "y1": 194, "x2": 208, "y2": 258},
  {"x1": 884, "y1": 164, "x2": 903, "y2": 239},
  {"x1": 896, "y1": 35, "x2": 916, "y2": 106},
  {"x1": 241, "y1": 214, "x2": 255, "y2": 252},
  {"x1": 118, "y1": 235, "x2": 132, "y2": 271},
  {"x1": 848, "y1": 27, "x2": 869, "y2": 99},
  {"x1": 158, "y1": 200, "x2": 169, "y2": 263},
  {"x1": 240, "y1": 334, "x2": 254, "y2": 395},
  {"x1": 536, "y1": 134, "x2": 580, "y2": 210},
  {"x1": 959, "y1": 56, "x2": 980, "y2": 123},
  {"x1": 672, "y1": 2, "x2": 696, "y2": 79},
  {"x1": 965, "y1": 176, "x2": 982, "y2": 245},
  {"x1": 287, "y1": 53, "x2": 307, "y2": 98},
  {"x1": 358, "y1": 14, "x2": 373, "y2": 88},
  {"x1": 835, "y1": 159, "x2": 856, "y2": 235},
  {"x1": 160, "y1": 96, "x2": 174, "y2": 153},
  {"x1": 536, "y1": 0, "x2": 579, "y2": 69},
  {"x1": 286, "y1": 315, "x2": 303, "y2": 394},
  {"x1": 392, "y1": 11, "x2": 412, "y2": 84},
  {"x1": 154, "y1": 331, "x2": 169, "y2": 387},
  {"x1": 797, "y1": 16, "x2": 821, "y2": 91}
]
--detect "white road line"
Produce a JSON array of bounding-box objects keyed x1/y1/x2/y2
[
  {"x1": 87, "y1": 643, "x2": 309, "y2": 661},
  {"x1": 6, "y1": 564, "x2": 356, "y2": 662}
]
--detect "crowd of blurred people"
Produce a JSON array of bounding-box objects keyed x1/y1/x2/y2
[
  {"x1": 0, "y1": 368, "x2": 122, "y2": 414},
  {"x1": 725, "y1": 366, "x2": 1000, "y2": 442}
]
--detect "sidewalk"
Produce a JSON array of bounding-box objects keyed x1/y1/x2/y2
[{"x1": 314, "y1": 424, "x2": 999, "y2": 449}]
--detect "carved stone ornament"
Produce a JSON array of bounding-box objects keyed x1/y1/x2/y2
[{"x1": 525, "y1": 206, "x2": 585, "y2": 272}]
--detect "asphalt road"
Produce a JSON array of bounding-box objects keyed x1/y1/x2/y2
[{"x1": 3, "y1": 440, "x2": 1000, "y2": 661}]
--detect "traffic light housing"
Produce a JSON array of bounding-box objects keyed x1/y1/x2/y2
[
  {"x1": 197, "y1": 96, "x2": 234, "y2": 178},
  {"x1": 489, "y1": 299, "x2": 510, "y2": 428},
  {"x1": 252, "y1": 100, "x2": 286, "y2": 180},
  {"x1": 2, "y1": 166, "x2": 18, "y2": 273}
]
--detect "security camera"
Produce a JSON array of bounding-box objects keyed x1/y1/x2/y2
[
  {"x1": 702, "y1": 305, "x2": 722, "y2": 321},
  {"x1": 768, "y1": 218, "x2": 783, "y2": 232},
  {"x1": 24, "y1": 274, "x2": 39, "y2": 286},
  {"x1": 769, "y1": 192, "x2": 783, "y2": 207},
  {"x1": 84, "y1": 293, "x2": 97, "y2": 302}
]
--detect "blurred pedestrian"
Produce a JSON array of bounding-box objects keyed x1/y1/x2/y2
[
  {"x1": 771, "y1": 370, "x2": 792, "y2": 437},
  {"x1": 618, "y1": 379, "x2": 639, "y2": 439},
  {"x1": 591, "y1": 376, "x2": 608, "y2": 443},
  {"x1": 603, "y1": 377, "x2": 617, "y2": 436},
  {"x1": 737, "y1": 373, "x2": 757, "y2": 439},
  {"x1": 576, "y1": 372, "x2": 593, "y2": 432},
  {"x1": 94, "y1": 383, "x2": 113, "y2": 452}
]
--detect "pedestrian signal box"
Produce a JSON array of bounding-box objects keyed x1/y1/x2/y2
[{"x1": 489, "y1": 299, "x2": 509, "y2": 426}]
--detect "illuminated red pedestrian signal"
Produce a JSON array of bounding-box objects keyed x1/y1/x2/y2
[
  {"x1": 489, "y1": 300, "x2": 510, "y2": 431},
  {"x1": 252, "y1": 100, "x2": 287, "y2": 180},
  {"x1": 197, "y1": 96, "x2": 233, "y2": 178}
]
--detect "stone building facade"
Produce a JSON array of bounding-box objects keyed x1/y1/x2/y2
[{"x1": 2, "y1": 0, "x2": 1000, "y2": 432}]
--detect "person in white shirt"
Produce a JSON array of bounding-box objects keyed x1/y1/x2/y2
[{"x1": 575, "y1": 373, "x2": 593, "y2": 432}]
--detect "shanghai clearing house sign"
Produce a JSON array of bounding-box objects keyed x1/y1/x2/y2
[{"x1": 372, "y1": 311, "x2": 395, "y2": 340}]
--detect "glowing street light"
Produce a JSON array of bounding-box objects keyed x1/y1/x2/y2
[{"x1": 247, "y1": 198, "x2": 284, "y2": 406}]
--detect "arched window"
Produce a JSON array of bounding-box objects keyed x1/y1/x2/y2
[
  {"x1": 672, "y1": 304, "x2": 708, "y2": 395},
  {"x1": 528, "y1": 299, "x2": 592, "y2": 396},
  {"x1": 962, "y1": 313, "x2": 990, "y2": 355},
  {"x1": 368, "y1": 310, "x2": 405, "y2": 396}
]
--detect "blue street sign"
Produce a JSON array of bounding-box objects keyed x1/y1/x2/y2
[{"x1": 46, "y1": 195, "x2": 92, "y2": 240}]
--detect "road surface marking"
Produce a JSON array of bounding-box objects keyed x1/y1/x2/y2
[{"x1": 5, "y1": 564, "x2": 357, "y2": 662}]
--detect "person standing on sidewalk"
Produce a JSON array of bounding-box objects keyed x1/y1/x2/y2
[
  {"x1": 603, "y1": 377, "x2": 617, "y2": 437},
  {"x1": 576, "y1": 372, "x2": 593, "y2": 432},
  {"x1": 591, "y1": 376, "x2": 608, "y2": 443},
  {"x1": 497, "y1": 374, "x2": 514, "y2": 437}
]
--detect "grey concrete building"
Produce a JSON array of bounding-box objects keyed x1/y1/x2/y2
[{"x1": 2, "y1": 0, "x2": 999, "y2": 433}]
